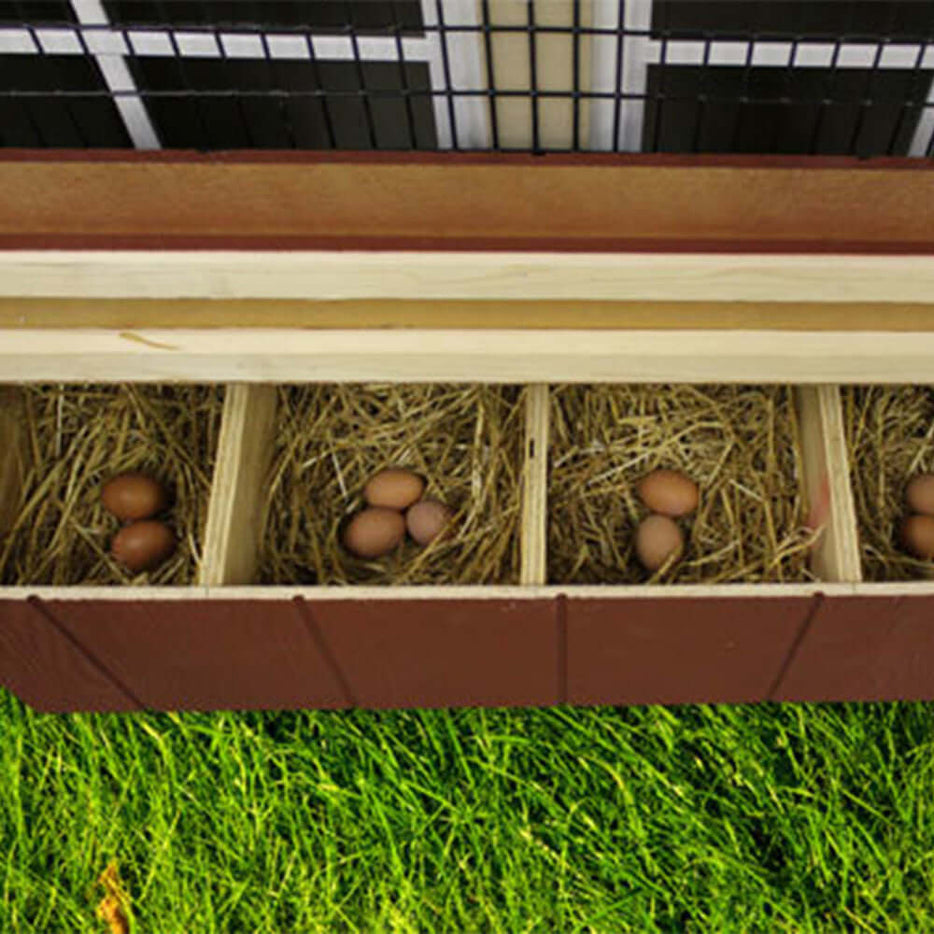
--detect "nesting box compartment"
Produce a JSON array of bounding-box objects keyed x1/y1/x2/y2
[
  {"x1": 548, "y1": 384, "x2": 815, "y2": 586},
  {"x1": 842, "y1": 386, "x2": 934, "y2": 583},
  {"x1": 3, "y1": 152, "x2": 934, "y2": 713},
  {"x1": 0, "y1": 384, "x2": 223, "y2": 588},
  {"x1": 3, "y1": 376, "x2": 933, "y2": 712},
  {"x1": 258, "y1": 384, "x2": 525, "y2": 587}
]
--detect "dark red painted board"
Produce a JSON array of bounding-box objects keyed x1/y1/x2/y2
[
  {"x1": 41, "y1": 599, "x2": 349, "y2": 712},
  {"x1": 6, "y1": 591, "x2": 934, "y2": 712},
  {"x1": 566, "y1": 596, "x2": 816, "y2": 706},
  {"x1": 0, "y1": 598, "x2": 138, "y2": 712},
  {"x1": 773, "y1": 594, "x2": 934, "y2": 702},
  {"x1": 310, "y1": 599, "x2": 558, "y2": 709}
]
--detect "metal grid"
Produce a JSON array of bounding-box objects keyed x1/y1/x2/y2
[{"x1": 1, "y1": 0, "x2": 934, "y2": 156}]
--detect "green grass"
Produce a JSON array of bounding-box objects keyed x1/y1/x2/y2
[{"x1": 2, "y1": 694, "x2": 934, "y2": 933}]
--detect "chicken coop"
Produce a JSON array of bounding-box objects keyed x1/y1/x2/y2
[{"x1": 1, "y1": 0, "x2": 934, "y2": 712}]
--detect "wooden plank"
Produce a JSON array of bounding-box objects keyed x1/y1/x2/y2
[
  {"x1": 795, "y1": 386, "x2": 862, "y2": 582},
  {"x1": 566, "y1": 595, "x2": 816, "y2": 705},
  {"x1": 4, "y1": 252, "x2": 934, "y2": 304},
  {"x1": 5, "y1": 298, "x2": 934, "y2": 332},
  {"x1": 0, "y1": 597, "x2": 139, "y2": 712},
  {"x1": 7, "y1": 329, "x2": 934, "y2": 384},
  {"x1": 520, "y1": 385, "x2": 550, "y2": 586},
  {"x1": 1, "y1": 154, "x2": 933, "y2": 251},
  {"x1": 43, "y1": 598, "x2": 350, "y2": 711},
  {"x1": 200, "y1": 385, "x2": 278, "y2": 586},
  {"x1": 772, "y1": 594, "x2": 919, "y2": 702},
  {"x1": 313, "y1": 598, "x2": 558, "y2": 708},
  {"x1": 0, "y1": 388, "x2": 28, "y2": 539}
]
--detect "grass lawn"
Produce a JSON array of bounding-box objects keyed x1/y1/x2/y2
[{"x1": 2, "y1": 694, "x2": 933, "y2": 933}]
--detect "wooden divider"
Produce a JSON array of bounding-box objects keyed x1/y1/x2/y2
[
  {"x1": 520, "y1": 385, "x2": 551, "y2": 586},
  {"x1": 795, "y1": 385, "x2": 862, "y2": 583},
  {"x1": 200, "y1": 384, "x2": 279, "y2": 587},
  {"x1": 0, "y1": 388, "x2": 27, "y2": 541}
]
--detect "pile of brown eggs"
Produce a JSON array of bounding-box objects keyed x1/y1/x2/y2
[
  {"x1": 343, "y1": 468, "x2": 454, "y2": 559},
  {"x1": 101, "y1": 473, "x2": 176, "y2": 572},
  {"x1": 901, "y1": 473, "x2": 934, "y2": 560},
  {"x1": 634, "y1": 469, "x2": 699, "y2": 573}
]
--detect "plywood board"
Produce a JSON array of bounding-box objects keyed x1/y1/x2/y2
[
  {"x1": 312, "y1": 598, "x2": 558, "y2": 708},
  {"x1": 1, "y1": 153, "x2": 932, "y2": 252},
  {"x1": 0, "y1": 598, "x2": 139, "y2": 712},
  {"x1": 42, "y1": 598, "x2": 349, "y2": 711},
  {"x1": 566, "y1": 595, "x2": 816, "y2": 705},
  {"x1": 773, "y1": 594, "x2": 934, "y2": 702}
]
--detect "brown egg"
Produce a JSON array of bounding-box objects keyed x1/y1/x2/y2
[
  {"x1": 635, "y1": 514, "x2": 684, "y2": 572},
  {"x1": 364, "y1": 468, "x2": 425, "y2": 511},
  {"x1": 343, "y1": 507, "x2": 406, "y2": 559},
  {"x1": 902, "y1": 514, "x2": 934, "y2": 560},
  {"x1": 907, "y1": 474, "x2": 934, "y2": 516},
  {"x1": 637, "y1": 469, "x2": 699, "y2": 518},
  {"x1": 101, "y1": 472, "x2": 169, "y2": 522},
  {"x1": 111, "y1": 520, "x2": 176, "y2": 573},
  {"x1": 406, "y1": 500, "x2": 454, "y2": 547}
]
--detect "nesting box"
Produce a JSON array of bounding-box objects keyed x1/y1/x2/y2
[{"x1": 2, "y1": 152, "x2": 934, "y2": 712}]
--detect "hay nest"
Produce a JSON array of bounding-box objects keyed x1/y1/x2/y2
[
  {"x1": 548, "y1": 384, "x2": 817, "y2": 585},
  {"x1": 843, "y1": 385, "x2": 934, "y2": 582},
  {"x1": 258, "y1": 384, "x2": 524, "y2": 585},
  {"x1": 0, "y1": 384, "x2": 223, "y2": 586}
]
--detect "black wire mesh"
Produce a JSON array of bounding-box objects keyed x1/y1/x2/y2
[{"x1": 1, "y1": 0, "x2": 933, "y2": 155}]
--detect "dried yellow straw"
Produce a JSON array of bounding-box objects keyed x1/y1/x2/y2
[
  {"x1": 548, "y1": 384, "x2": 816, "y2": 585},
  {"x1": 258, "y1": 384, "x2": 524, "y2": 585},
  {"x1": 0, "y1": 384, "x2": 223, "y2": 586},
  {"x1": 842, "y1": 385, "x2": 934, "y2": 582}
]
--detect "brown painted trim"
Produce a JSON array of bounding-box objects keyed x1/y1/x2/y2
[{"x1": 2, "y1": 235, "x2": 932, "y2": 254}]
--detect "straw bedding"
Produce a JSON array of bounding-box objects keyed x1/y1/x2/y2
[
  {"x1": 548, "y1": 384, "x2": 817, "y2": 585},
  {"x1": 0, "y1": 384, "x2": 223, "y2": 586},
  {"x1": 842, "y1": 385, "x2": 934, "y2": 582},
  {"x1": 258, "y1": 384, "x2": 525, "y2": 586}
]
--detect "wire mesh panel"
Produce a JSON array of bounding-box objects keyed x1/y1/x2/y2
[{"x1": 1, "y1": 0, "x2": 933, "y2": 155}]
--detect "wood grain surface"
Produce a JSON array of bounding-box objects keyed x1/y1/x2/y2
[{"x1": 1, "y1": 152, "x2": 932, "y2": 252}]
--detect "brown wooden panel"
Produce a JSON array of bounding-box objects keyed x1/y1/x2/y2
[
  {"x1": 567, "y1": 596, "x2": 816, "y2": 706},
  {"x1": 0, "y1": 152, "x2": 932, "y2": 253},
  {"x1": 774, "y1": 594, "x2": 934, "y2": 702},
  {"x1": 0, "y1": 597, "x2": 138, "y2": 712},
  {"x1": 43, "y1": 599, "x2": 349, "y2": 712},
  {"x1": 312, "y1": 598, "x2": 558, "y2": 709}
]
